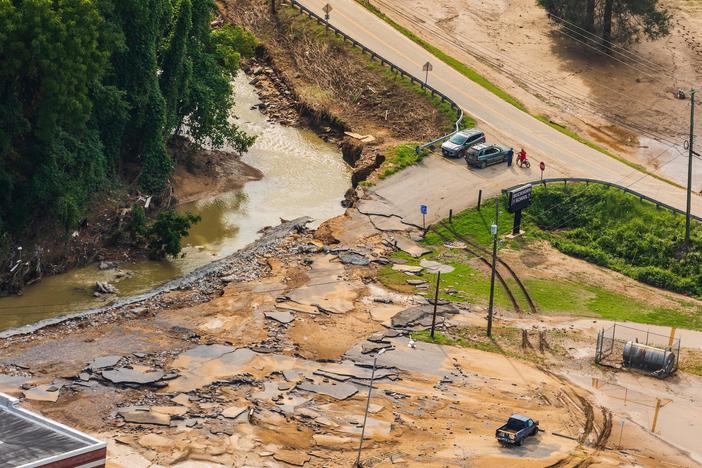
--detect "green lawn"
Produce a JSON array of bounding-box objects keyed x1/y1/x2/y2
[{"x1": 378, "y1": 194, "x2": 702, "y2": 331}]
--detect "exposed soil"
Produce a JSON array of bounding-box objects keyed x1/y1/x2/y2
[
  {"x1": 371, "y1": 0, "x2": 702, "y2": 179},
  {"x1": 0, "y1": 138, "x2": 256, "y2": 296},
  {"x1": 171, "y1": 137, "x2": 263, "y2": 205},
  {"x1": 223, "y1": 0, "x2": 453, "y2": 143},
  {"x1": 0, "y1": 208, "x2": 697, "y2": 467}
]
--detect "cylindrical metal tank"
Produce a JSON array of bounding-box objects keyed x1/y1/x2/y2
[{"x1": 622, "y1": 341, "x2": 676, "y2": 377}]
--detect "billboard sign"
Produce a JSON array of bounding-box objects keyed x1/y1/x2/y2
[{"x1": 507, "y1": 184, "x2": 532, "y2": 213}]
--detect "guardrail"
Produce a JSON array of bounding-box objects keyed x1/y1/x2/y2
[
  {"x1": 503, "y1": 178, "x2": 702, "y2": 222},
  {"x1": 287, "y1": 0, "x2": 463, "y2": 152}
]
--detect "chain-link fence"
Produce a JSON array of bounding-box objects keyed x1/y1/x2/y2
[{"x1": 595, "y1": 323, "x2": 680, "y2": 378}]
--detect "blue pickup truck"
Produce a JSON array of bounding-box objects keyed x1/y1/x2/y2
[{"x1": 495, "y1": 414, "x2": 539, "y2": 446}]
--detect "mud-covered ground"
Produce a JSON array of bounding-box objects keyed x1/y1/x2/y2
[{"x1": 1, "y1": 203, "x2": 698, "y2": 467}]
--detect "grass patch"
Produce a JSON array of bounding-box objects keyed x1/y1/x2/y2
[
  {"x1": 412, "y1": 191, "x2": 702, "y2": 330},
  {"x1": 527, "y1": 184, "x2": 702, "y2": 297},
  {"x1": 355, "y1": 0, "x2": 681, "y2": 189},
  {"x1": 680, "y1": 349, "x2": 702, "y2": 377},
  {"x1": 379, "y1": 144, "x2": 430, "y2": 179},
  {"x1": 525, "y1": 279, "x2": 702, "y2": 330}
]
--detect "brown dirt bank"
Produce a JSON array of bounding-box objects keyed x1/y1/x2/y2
[
  {"x1": 222, "y1": 0, "x2": 454, "y2": 144},
  {"x1": 171, "y1": 137, "x2": 263, "y2": 205},
  {"x1": 0, "y1": 138, "x2": 259, "y2": 296}
]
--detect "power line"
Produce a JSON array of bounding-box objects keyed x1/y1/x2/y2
[
  {"x1": 373, "y1": 0, "x2": 687, "y2": 146},
  {"x1": 545, "y1": 13, "x2": 669, "y2": 73}
]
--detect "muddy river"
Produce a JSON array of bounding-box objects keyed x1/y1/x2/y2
[{"x1": 0, "y1": 75, "x2": 351, "y2": 331}]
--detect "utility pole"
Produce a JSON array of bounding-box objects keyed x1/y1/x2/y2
[
  {"x1": 355, "y1": 348, "x2": 387, "y2": 467},
  {"x1": 685, "y1": 89, "x2": 696, "y2": 246},
  {"x1": 487, "y1": 198, "x2": 498, "y2": 337}
]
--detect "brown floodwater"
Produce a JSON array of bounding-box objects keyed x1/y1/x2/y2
[{"x1": 0, "y1": 74, "x2": 351, "y2": 331}]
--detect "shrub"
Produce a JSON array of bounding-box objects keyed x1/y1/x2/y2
[
  {"x1": 634, "y1": 266, "x2": 697, "y2": 296},
  {"x1": 147, "y1": 210, "x2": 201, "y2": 260},
  {"x1": 127, "y1": 204, "x2": 147, "y2": 240}
]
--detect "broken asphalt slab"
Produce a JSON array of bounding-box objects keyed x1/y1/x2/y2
[
  {"x1": 102, "y1": 368, "x2": 165, "y2": 385},
  {"x1": 297, "y1": 381, "x2": 358, "y2": 400},
  {"x1": 118, "y1": 407, "x2": 172, "y2": 426},
  {"x1": 88, "y1": 355, "x2": 122, "y2": 370},
  {"x1": 419, "y1": 259, "x2": 455, "y2": 274},
  {"x1": 263, "y1": 310, "x2": 295, "y2": 324},
  {"x1": 390, "y1": 303, "x2": 460, "y2": 328},
  {"x1": 392, "y1": 235, "x2": 431, "y2": 258}
]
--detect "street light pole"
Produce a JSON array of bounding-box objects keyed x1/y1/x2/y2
[
  {"x1": 355, "y1": 348, "x2": 386, "y2": 467},
  {"x1": 685, "y1": 89, "x2": 696, "y2": 246},
  {"x1": 487, "y1": 198, "x2": 499, "y2": 337}
]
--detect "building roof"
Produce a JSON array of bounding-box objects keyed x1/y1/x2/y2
[{"x1": 0, "y1": 393, "x2": 106, "y2": 468}]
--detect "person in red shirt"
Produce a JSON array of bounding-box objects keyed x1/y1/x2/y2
[{"x1": 518, "y1": 148, "x2": 527, "y2": 164}]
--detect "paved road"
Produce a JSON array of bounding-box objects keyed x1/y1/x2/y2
[{"x1": 297, "y1": 0, "x2": 702, "y2": 225}]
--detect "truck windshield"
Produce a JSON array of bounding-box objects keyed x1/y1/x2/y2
[
  {"x1": 449, "y1": 134, "x2": 468, "y2": 145},
  {"x1": 506, "y1": 418, "x2": 527, "y2": 430}
]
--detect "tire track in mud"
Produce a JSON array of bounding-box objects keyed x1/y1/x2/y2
[
  {"x1": 429, "y1": 225, "x2": 522, "y2": 314},
  {"x1": 432, "y1": 220, "x2": 538, "y2": 314},
  {"x1": 541, "y1": 368, "x2": 614, "y2": 467}
]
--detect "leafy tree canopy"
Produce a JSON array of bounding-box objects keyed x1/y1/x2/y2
[
  {"x1": 539, "y1": 0, "x2": 671, "y2": 48},
  {"x1": 0, "y1": 0, "x2": 255, "y2": 236}
]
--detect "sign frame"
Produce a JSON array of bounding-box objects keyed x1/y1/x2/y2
[{"x1": 507, "y1": 184, "x2": 533, "y2": 214}]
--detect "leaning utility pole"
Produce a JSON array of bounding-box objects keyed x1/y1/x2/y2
[
  {"x1": 487, "y1": 198, "x2": 499, "y2": 337},
  {"x1": 685, "y1": 89, "x2": 696, "y2": 246}
]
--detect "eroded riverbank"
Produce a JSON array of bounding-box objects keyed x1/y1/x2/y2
[{"x1": 0, "y1": 74, "x2": 351, "y2": 331}]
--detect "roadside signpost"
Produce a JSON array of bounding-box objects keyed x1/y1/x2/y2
[
  {"x1": 420, "y1": 204, "x2": 428, "y2": 229},
  {"x1": 422, "y1": 61, "x2": 433, "y2": 86},
  {"x1": 539, "y1": 161, "x2": 545, "y2": 181},
  {"x1": 323, "y1": 3, "x2": 332, "y2": 23},
  {"x1": 507, "y1": 184, "x2": 533, "y2": 235}
]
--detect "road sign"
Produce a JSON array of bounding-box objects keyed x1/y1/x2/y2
[
  {"x1": 323, "y1": 3, "x2": 332, "y2": 21},
  {"x1": 507, "y1": 184, "x2": 532, "y2": 213},
  {"x1": 422, "y1": 62, "x2": 433, "y2": 86},
  {"x1": 420, "y1": 204, "x2": 428, "y2": 215},
  {"x1": 539, "y1": 161, "x2": 545, "y2": 171}
]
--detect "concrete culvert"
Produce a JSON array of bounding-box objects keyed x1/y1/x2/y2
[{"x1": 622, "y1": 341, "x2": 676, "y2": 378}]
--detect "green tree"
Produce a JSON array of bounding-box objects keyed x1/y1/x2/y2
[
  {"x1": 539, "y1": 0, "x2": 671, "y2": 49},
  {"x1": 160, "y1": 0, "x2": 193, "y2": 135},
  {"x1": 178, "y1": 1, "x2": 256, "y2": 151},
  {"x1": 147, "y1": 210, "x2": 201, "y2": 259}
]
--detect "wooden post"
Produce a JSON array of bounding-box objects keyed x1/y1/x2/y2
[
  {"x1": 521, "y1": 329, "x2": 528, "y2": 349},
  {"x1": 668, "y1": 327, "x2": 677, "y2": 348},
  {"x1": 651, "y1": 398, "x2": 662, "y2": 432},
  {"x1": 539, "y1": 331, "x2": 545, "y2": 353},
  {"x1": 477, "y1": 190, "x2": 482, "y2": 210},
  {"x1": 430, "y1": 271, "x2": 441, "y2": 338},
  {"x1": 449, "y1": 209, "x2": 453, "y2": 224}
]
